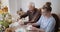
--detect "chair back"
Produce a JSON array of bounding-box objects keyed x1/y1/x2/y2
[{"x1": 52, "y1": 13, "x2": 60, "y2": 32}]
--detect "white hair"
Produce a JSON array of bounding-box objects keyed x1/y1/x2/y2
[{"x1": 29, "y1": 2, "x2": 35, "y2": 7}]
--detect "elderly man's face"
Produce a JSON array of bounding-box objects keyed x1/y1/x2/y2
[{"x1": 28, "y1": 5, "x2": 35, "y2": 10}]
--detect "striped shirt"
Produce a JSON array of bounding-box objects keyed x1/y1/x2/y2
[{"x1": 36, "y1": 15, "x2": 56, "y2": 32}]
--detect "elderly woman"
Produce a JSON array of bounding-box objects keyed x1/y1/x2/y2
[{"x1": 31, "y1": 2, "x2": 56, "y2": 32}]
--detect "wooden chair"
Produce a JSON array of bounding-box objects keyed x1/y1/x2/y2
[{"x1": 52, "y1": 13, "x2": 60, "y2": 32}]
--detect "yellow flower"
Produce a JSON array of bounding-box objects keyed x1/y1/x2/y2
[{"x1": 0, "y1": 10, "x2": 3, "y2": 14}]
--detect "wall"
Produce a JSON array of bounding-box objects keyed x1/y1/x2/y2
[
  {"x1": 21, "y1": 0, "x2": 60, "y2": 18},
  {"x1": 9, "y1": 0, "x2": 17, "y2": 15},
  {"x1": 51, "y1": 0, "x2": 60, "y2": 18},
  {"x1": 17, "y1": 0, "x2": 22, "y2": 11},
  {"x1": 9, "y1": 0, "x2": 21, "y2": 20},
  {"x1": 1, "y1": 0, "x2": 60, "y2": 19},
  {"x1": 21, "y1": 0, "x2": 51, "y2": 12}
]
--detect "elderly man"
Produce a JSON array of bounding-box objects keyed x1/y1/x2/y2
[{"x1": 20, "y1": 2, "x2": 41, "y2": 24}]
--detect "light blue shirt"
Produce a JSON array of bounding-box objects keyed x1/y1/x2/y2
[{"x1": 36, "y1": 15, "x2": 56, "y2": 32}]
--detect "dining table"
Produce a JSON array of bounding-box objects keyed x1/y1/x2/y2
[
  {"x1": 5, "y1": 24, "x2": 39, "y2": 32},
  {"x1": 4, "y1": 18, "x2": 40, "y2": 32}
]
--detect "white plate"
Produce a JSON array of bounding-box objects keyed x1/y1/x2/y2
[{"x1": 15, "y1": 28, "x2": 27, "y2": 32}]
